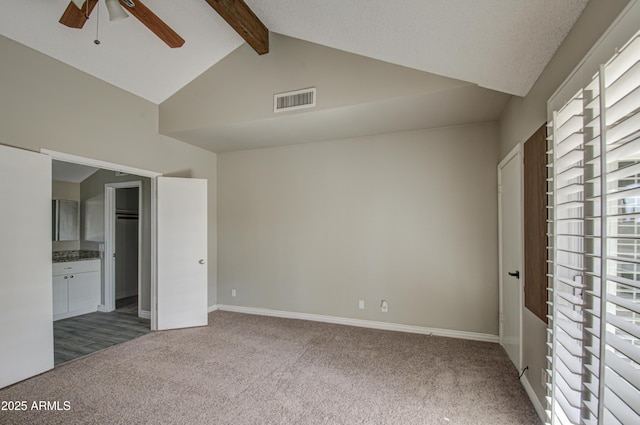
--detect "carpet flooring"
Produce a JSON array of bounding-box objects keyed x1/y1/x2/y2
[{"x1": 0, "y1": 311, "x2": 541, "y2": 425}]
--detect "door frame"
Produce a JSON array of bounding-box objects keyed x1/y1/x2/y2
[
  {"x1": 104, "y1": 181, "x2": 142, "y2": 316},
  {"x1": 41, "y1": 149, "x2": 160, "y2": 330},
  {"x1": 497, "y1": 143, "x2": 524, "y2": 370}
]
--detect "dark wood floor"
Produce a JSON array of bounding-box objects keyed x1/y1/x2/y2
[{"x1": 54, "y1": 305, "x2": 150, "y2": 366}]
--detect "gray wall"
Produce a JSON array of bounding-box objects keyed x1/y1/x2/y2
[
  {"x1": 160, "y1": 33, "x2": 468, "y2": 136},
  {"x1": 498, "y1": 0, "x2": 631, "y2": 408},
  {"x1": 80, "y1": 170, "x2": 151, "y2": 311},
  {"x1": 0, "y1": 35, "x2": 218, "y2": 307},
  {"x1": 218, "y1": 123, "x2": 500, "y2": 335}
]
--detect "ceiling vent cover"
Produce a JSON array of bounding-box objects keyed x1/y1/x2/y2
[{"x1": 274, "y1": 87, "x2": 316, "y2": 113}]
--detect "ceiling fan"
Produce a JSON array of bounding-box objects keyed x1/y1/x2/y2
[
  {"x1": 59, "y1": 0, "x2": 269, "y2": 54},
  {"x1": 59, "y1": 0, "x2": 185, "y2": 48}
]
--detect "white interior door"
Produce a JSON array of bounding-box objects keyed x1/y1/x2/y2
[
  {"x1": 498, "y1": 146, "x2": 523, "y2": 370},
  {"x1": 0, "y1": 145, "x2": 53, "y2": 388},
  {"x1": 157, "y1": 177, "x2": 207, "y2": 330}
]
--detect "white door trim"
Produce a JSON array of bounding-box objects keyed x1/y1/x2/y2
[
  {"x1": 104, "y1": 181, "x2": 142, "y2": 315},
  {"x1": 497, "y1": 143, "x2": 524, "y2": 370},
  {"x1": 41, "y1": 149, "x2": 160, "y2": 330}
]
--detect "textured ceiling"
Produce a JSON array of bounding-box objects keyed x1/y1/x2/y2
[
  {"x1": 247, "y1": 0, "x2": 589, "y2": 97},
  {"x1": 0, "y1": 0, "x2": 588, "y2": 104}
]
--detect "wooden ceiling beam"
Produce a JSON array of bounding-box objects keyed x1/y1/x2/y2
[
  {"x1": 204, "y1": 0, "x2": 269, "y2": 55},
  {"x1": 119, "y1": 0, "x2": 185, "y2": 48},
  {"x1": 59, "y1": 0, "x2": 98, "y2": 29}
]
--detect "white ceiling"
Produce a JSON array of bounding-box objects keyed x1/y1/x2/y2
[
  {"x1": 0, "y1": 0, "x2": 588, "y2": 104},
  {"x1": 0, "y1": 0, "x2": 245, "y2": 104}
]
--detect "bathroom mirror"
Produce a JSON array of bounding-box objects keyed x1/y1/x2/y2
[{"x1": 52, "y1": 199, "x2": 79, "y2": 241}]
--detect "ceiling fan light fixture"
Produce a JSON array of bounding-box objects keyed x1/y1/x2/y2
[{"x1": 105, "y1": 0, "x2": 129, "y2": 22}]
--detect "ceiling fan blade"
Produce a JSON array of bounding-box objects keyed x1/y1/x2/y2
[
  {"x1": 59, "y1": 0, "x2": 98, "y2": 29},
  {"x1": 119, "y1": 0, "x2": 185, "y2": 48},
  {"x1": 204, "y1": 0, "x2": 269, "y2": 55}
]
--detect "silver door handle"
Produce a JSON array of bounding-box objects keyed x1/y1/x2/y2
[{"x1": 199, "y1": 259, "x2": 205, "y2": 265}]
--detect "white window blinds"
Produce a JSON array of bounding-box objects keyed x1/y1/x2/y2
[{"x1": 549, "y1": 30, "x2": 640, "y2": 425}]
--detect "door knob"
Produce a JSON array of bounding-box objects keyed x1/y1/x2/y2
[
  {"x1": 199, "y1": 259, "x2": 205, "y2": 265},
  {"x1": 508, "y1": 271, "x2": 520, "y2": 279}
]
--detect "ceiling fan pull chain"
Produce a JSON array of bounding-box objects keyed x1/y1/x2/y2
[{"x1": 94, "y1": 1, "x2": 101, "y2": 45}]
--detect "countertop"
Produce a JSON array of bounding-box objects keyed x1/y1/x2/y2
[{"x1": 52, "y1": 250, "x2": 100, "y2": 263}]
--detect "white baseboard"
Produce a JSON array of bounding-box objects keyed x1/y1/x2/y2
[
  {"x1": 97, "y1": 304, "x2": 109, "y2": 312},
  {"x1": 213, "y1": 304, "x2": 499, "y2": 343},
  {"x1": 520, "y1": 375, "x2": 546, "y2": 423},
  {"x1": 53, "y1": 306, "x2": 98, "y2": 321},
  {"x1": 138, "y1": 310, "x2": 151, "y2": 319}
]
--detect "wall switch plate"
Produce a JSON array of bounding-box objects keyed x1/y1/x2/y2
[
  {"x1": 231, "y1": 289, "x2": 237, "y2": 297},
  {"x1": 541, "y1": 369, "x2": 546, "y2": 389},
  {"x1": 358, "y1": 300, "x2": 365, "y2": 309},
  {"x1": 381, "y1": 300, "x2": 388, "y2": 312}
]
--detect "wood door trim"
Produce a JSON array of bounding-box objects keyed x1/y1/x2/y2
[{"x1": 524, "y1": 123, "x2": 548, "y2": 323}]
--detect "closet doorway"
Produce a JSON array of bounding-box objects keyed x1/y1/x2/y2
[{"x1": 104, "y1": 182, "x2": 143, "y2": 317}]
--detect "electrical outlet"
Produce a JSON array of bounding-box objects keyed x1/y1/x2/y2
[
  {"x1": 358, "y1": 300, "x2": 365, "y2": 310},
  {"x1": 231, "y1": 289, "x2": 237, "y2": 297},
  {"x1": 381, "y1": 300, "x2": 388, "y2": 313}
]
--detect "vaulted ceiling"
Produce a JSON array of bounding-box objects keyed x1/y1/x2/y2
[{"x1": 1, "y1": 1, "x2": 588, "y2": 104}]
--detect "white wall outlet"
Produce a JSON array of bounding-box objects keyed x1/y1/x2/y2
[
  {"x1": 381, "y1": 300, "x2": 388, "y2": 312},
  {"x1": 358, "y1": 300, "x2": 365, "y2": 310},
  {"x1": 231, "y1": 289, "x2": 237, "y2": 297}
]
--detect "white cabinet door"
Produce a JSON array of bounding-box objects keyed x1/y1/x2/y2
[
  {"x1": 68, "y1": 271, "x2": 101, "y2": 312},
  {"x1": 157, "y1": 177, "x2": 208, "y2": 330},
  {"x1": 52, "y1": 275, "x2": 69, "y2": 316},
  {"x1": 0, "y1": 145, "x2": 53, "y2": 389}
]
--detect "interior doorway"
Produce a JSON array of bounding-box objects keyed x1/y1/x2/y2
[
  {"x1": 115, "y1": 187, "x2": 140, "y2": 313},
  {"x1": 104, "y1": 182, "x2": 144, "y2": 317},
  {"x1": 51, "y1": 164, "x2": 151, "y2": 366},
  {"x1": 498, "y1": 144, "x2": 523, "y2": 371},
  {"x1": 2, "y1": 145, "x2": 209, "y2": 386}
]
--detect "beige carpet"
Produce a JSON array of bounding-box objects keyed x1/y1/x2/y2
[{"x1": 0, "y1": 311, "x2": 541, "y2": 425}]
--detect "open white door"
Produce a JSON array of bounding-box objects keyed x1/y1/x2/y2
[
  {"x1": 498, "y1": 145, "x2": 523, "y2": 370},
  {"x1": 0, "y1": 145, "x2": 53, "y2": 388},
  {"x1": 157, "y1": 177, "x2": 207, "y2": 330}
]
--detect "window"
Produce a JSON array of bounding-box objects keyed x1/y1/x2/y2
[{"x1": 548, "y1": 30, "x2": 640, "y2": 425}]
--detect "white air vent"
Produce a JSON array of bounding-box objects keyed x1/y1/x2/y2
[{"x1": 274, "y1": 87, "x2": 316, "y2": 113}]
